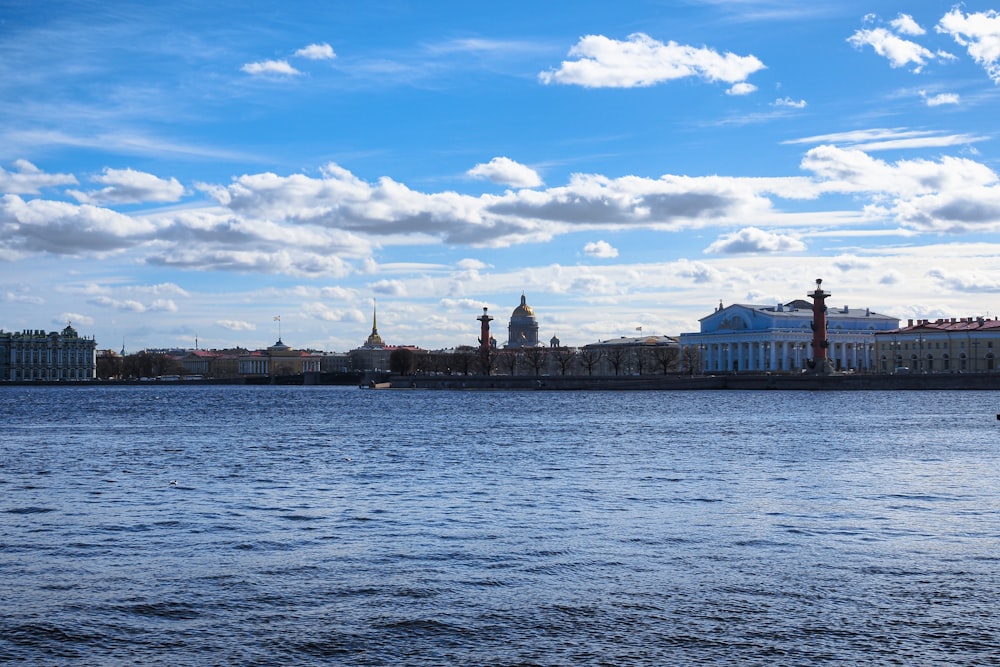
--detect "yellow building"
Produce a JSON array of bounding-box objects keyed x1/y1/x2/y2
[
  {"x1": 238, "y1": 339, "x2": 322, "y2": 378},
  {"x1": 874, "y1": 317, "x2": 1000, "y2": 373}
]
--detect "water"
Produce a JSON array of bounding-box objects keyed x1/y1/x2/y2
[{"x1": 1, "y1": 386, "x2": 998, "y2": 665}]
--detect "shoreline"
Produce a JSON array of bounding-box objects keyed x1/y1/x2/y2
[{"x1": 6, "y1": 371, "x2": 1000, "y2": 390}]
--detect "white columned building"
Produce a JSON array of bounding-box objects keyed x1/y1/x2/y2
[{"x1": 679, "y1": 299, "x2": 898, "y2": 374}]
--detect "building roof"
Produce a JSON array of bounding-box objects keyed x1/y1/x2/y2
[
  {"x1": 585, "y1": 335, "x2": 678, "y2": 348},
  {"x1": 881, "y1": 317, "x2": 1000, "y2": 334}
]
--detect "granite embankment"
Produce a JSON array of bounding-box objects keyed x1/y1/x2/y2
[{"x1": 385, "y1": 372, "x2": 1000, "y2": 391}]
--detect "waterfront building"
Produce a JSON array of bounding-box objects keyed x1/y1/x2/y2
[
  {"x1": 580, "y1": 335, "x2": 680, "y2": 375},
  {"x1": 875, "y1": 317, "x2": 1000, "y2": 373},
  {"x1": 679, "y1": 298, "x2": 898, "y2": 373},
  {"x1": 506, "y1": 293, "x2": 540, "y2": 348},
  {"x1": 238, "y1": 339, "x2": 322, "y2": 378},
  {"x1": 349, "y1": 302, "x2": 426, "y2": 372},
  {"x1": 0, "y1": 324, "x2": 97, "y2": 381}
]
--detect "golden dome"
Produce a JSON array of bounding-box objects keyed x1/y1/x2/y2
[{"x1": 511, "y1": 293, "x2": 535, "y2": 318}]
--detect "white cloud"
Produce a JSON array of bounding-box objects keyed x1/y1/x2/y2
[
  {"x1": 295, "y1": 43, "x2": 336, "y2": 60},
  {"x1": 704, "y1": 227, "x2": 806, "y2": 254},
  {"x1": 0, "y1": 160, "x2": 78, "y2": 194},
  {"x1": 785, "y1": 127, "x2": 985, "y2": 152},
  {"x1": 217, "y1": 319, "x2": 256, "y2": 331},
  {"x1": 467, "y1": 157, "x2": 543, "y2": 188},
  {"x1": 241, "y1": 59, "x2": 301, "y2": 76},
  {"x1": 457, "y1": 258, "x2": 489, "y2": 271},
  {"x1": 68, "y1": 167, "x2": 184, "y2": 205},
  {"x1": 369, "y1": 279, "x2": 407, "y2": 296},
  {"x1": 772, "y1": 97, "x2": 806, "y2": 108},
  {"x1": 58, "y1": 312, "x2": 94, "y2": 327},
  {"x1": 921, "y1": 91, "x2": 960, "y2": 106},
  {"x1": 539, "y1": 33, "x2": 765, "y2": 88},
  {"x1": 927, "y1": 267, "x2": 1000, "y2": 292},
  {"x1": 891, "y1": 14, "x2": 925, "y2": 37},
  {"x1": 583, "y1": 240, "x2": 619, "y2": 258},
  {"x1": 301, "y1": 302, "x2": 359, "y2": 322},
  {"x1": 937, "y1": 9, "x2": 1000, "y2": 83},
  {"x1": 833, "y1": 254, "x2": 873, "y2": 272},
  {"x1": 0, "y1": 194, "x2": 159, "y2": 254},
  {"x1": 847, "y1": 27, "x2": 937, "y2": 72},
  {"x1": 726, "y1": 82, "x2": 757, "y2": 96}
]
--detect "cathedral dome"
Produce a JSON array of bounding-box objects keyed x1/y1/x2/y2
[
  {"x1": 507, "y1": 293, "x2": 540, "y2": 348},
  {"x1": 510, "y1": 294, "x2": 535, "y2": 319}
]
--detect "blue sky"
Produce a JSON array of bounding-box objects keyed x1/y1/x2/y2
[{"x1": 3, "y1": 1, "x2": 1000, "y2": 352}]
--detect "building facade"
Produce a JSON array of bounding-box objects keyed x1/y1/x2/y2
[
  {"x1": 580, "y1": 335, "x2": 680, "y2": 375},
  {"x1": 679, "y1": 299, "x2": 898, "y2": 373},
  {"x1": 238, "y1": 339, "x2": 322, "y2": 377},
  {"x1": 875, "y1": 317, "x2": 1000, "y2": 373},
  {"x1": 507, "y1": 293, "x2": 540, "y2": 348},
  {"x1": 0, "y1": 324, "x2": 98, "y2": 381}
]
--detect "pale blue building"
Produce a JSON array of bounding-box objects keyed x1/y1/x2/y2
[{"x1": 679, "y1": 299, "x2": 898, "y2": 373}]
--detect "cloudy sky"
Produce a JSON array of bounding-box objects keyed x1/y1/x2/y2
[{"x1": 3, "y1": 1, "x2": 1000, "y2": 352}]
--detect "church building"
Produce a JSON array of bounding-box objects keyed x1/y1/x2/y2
[{"x1": 506, "y1": 293, "x2": 540, "y2": 348}]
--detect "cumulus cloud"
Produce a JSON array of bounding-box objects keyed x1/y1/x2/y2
[
  {"x1": 301, "y1": 302, "x2": 360, "y2": 322},
  {"x1": 891, "y1": 14, "x2": 925, "y2": 36},
  {"x1": 457, "y1": 258, "x2": 489, "y2": 271},
  {"x1": 88, "y1": 296, "x2": 177, "y2": 313},
  {"x1": 0, "y1": 160, "x2": 77, "y2": 194},
  {"x1": 921, "y1": 91, "x2": 960, "y2": 106},
  {"x1": 927, "y1": 268, "x2": 1000, "y2": 292},
  {"x1": 726, "y1": 82, "x2": 757, "y2": 96},
  {"x1": 217, "y1": 319, "x2": 256, "y2": 331},
  {"x1": 583, "y1": 240, "x2": 619, "y2": 258},
  {"x1": 833, "y1": 254, "x2": 873, "y2": 272},
  {"x1": 800, "y1": 145, "x2": 1000, "y2": 233},
  {"x1": 674, "y1": 259, "x2": 721, "y2": 284},
  {"x1": 847, "y1": 26, "x2": 938, "y2": 71},
  {"x1": 539, "y1": 33, "x2": 765, "y2": 88},
  {"x1": 241, "y1": 59, "x2": 301, "y2": 76},
  {"x1": 772, "y1": 97, "x2": 806, "y2": 108},
  {"x1": 937, "y1": 9, "x2": 1000, "y2": 83},
  {"x1": 704, "y1": 227, "x2": 806, "y2": 254},
  {"x1": 295, "y1": 43, "x2": 336, "y2": 60},
  {"x1": 58, "y1": 312, "x2": 94, "y2": 327},
  {"x1": 0, "y1": 194, "x2": 158, "y2": 254},
  {"x1": 69, "y1": 167, "x2": 184, "y2": 205},
  {"x1": 369, "y1": 279, "x2": 406, "y2": 296},
  {"x1": 467, "y1": 157, "x2": 543, "y2": 188}
]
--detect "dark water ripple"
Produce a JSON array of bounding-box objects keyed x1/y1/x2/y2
[{"x1": 2, "y1": 386, "x2": 999, "y2": 665}]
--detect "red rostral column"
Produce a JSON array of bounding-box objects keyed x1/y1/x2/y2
[
  {"x1": 808, "y1": 278, "x2": 830, "y2": 367},
  {"x1": 477, "y1": 307, "x2": 493, "y2": 375}
]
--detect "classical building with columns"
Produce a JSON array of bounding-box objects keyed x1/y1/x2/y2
[
  {"x1": 0, "y1": 324, "x2": 98, "y2": 381},
  {"x1": 679, "y1": 299, "x2": 898, "y2": 374}
]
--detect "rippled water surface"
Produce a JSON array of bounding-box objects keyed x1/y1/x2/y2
[{"x1": 2, "y1": 386, "x2": 999, "y2": 665}]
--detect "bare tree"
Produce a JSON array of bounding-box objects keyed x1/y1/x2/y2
[
  {"x1": 521, "y1": 346, "x2": 549, "y2": 376},
  {"x1": 680, "y1": 346, "x2": 701, "y2": 375},
  {"x1": 579, "y1": 348, "x2": 603, "y2": 376},
  {"x1": 652, "y1": 346, "x2": 681, "y2": 375},
  {"x1": 606, "y1": 347, "x2": 628, "y2": 376},
  {"x1": 632, "y1": 348, "x2": 648, "y2": 375},
  {"x1": 452, "y1": 346, "x2": 478, "y2": 375},
  {"x1": 496, "y1": 349, "x2": 520, "y2": 376},
  {"x1": 551, "y1": 347, "x2": 577, "y2": 375}
]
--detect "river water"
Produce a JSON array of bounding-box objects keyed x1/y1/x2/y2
[{"x1": 1, "y1": 386, "x2": 998, "y2": 665}]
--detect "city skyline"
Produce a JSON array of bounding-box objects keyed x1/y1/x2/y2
[{"x1": 3, "y1": 1, "x2": 1000, "y2": 351}]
